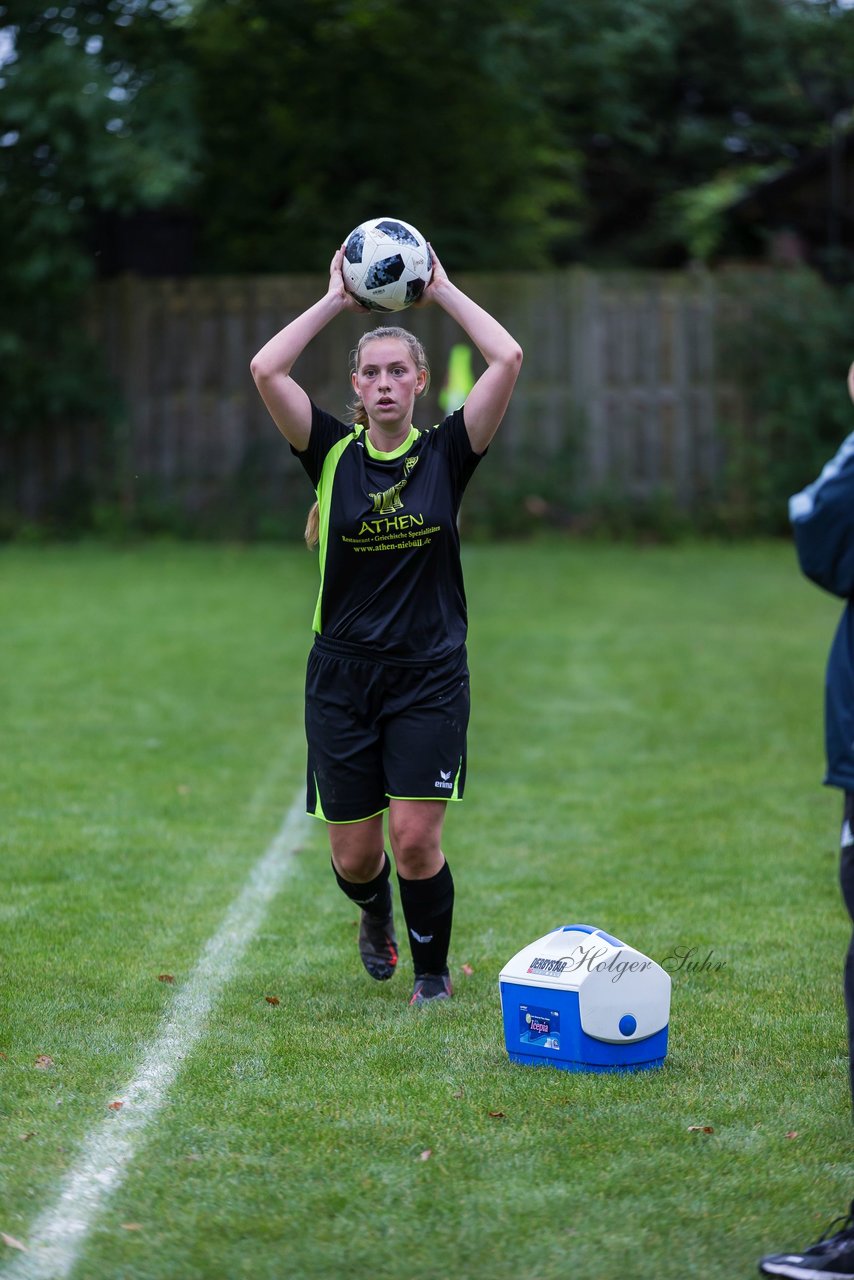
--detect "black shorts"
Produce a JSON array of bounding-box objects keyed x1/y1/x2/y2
[{"x1": 304, "y1": 636, "x2": 470, "y2": 824}]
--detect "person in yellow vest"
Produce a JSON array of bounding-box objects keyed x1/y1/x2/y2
[{"x1": 439, "y1": 343, "x2": 475, "y2": 416}]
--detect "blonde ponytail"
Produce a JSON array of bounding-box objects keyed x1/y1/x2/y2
[{"x1": 305, "y1": 500, "x2": 319, "y2": 549}]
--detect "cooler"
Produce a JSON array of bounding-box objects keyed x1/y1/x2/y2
[{"x1": 498, "y1": 923, "x2": 671, "y2": 1073}]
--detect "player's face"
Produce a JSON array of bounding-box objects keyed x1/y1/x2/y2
[{"x1": 353, "y1": 339, "x2": 427, "y2": 432}]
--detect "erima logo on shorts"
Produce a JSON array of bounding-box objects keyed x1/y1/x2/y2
[{"x1": 434, "y1": 770, "x2": 453, "y2": 791}]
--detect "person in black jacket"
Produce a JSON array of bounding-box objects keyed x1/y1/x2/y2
[{"x1": 759, "y1": 363, "x2": 854, "y2": 1278}]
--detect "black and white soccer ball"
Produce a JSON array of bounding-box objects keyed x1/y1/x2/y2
[{"x1": 342, "y1": 217, "x2": 432, "y2": 313}]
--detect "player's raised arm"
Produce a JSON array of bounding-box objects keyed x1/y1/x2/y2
[
  {"x1": 423, "y1": 249, "x2": 523, "y2": 454},
  {"x1": 250, "y1": 247, "x2": 363, "y2": 451}
]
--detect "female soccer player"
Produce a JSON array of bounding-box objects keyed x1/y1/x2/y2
[{"x1": 250, "y1": 243, "x2": 522, "y2": 1004}]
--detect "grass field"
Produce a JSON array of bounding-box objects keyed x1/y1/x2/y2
[{"x1": 1, "y1": 538, "x2": 852, "y2": 1280}]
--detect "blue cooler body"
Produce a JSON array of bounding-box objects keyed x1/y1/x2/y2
[{"x1": 499, "y1": 924, "x2": 670, "y2": 1073}]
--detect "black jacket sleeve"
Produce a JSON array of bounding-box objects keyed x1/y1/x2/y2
[{"x1": 789, "y1": 431, "x2": 854, "y2": 598}]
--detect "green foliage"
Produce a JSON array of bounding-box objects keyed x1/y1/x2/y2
[
  {"x1": 525, "y1": 0, "x2": 854, "y2": 265},
  {"x1": 186, "y1": 0, "x2": 577, "y2": 272},
  {"x1": 0, "y1": 1, "x2": 200, "y2": 435},
  {"x1": 458, "y1": 434, "x2": 582, "y2": 541},
  {"x1": 716, "y1": 268, "x2": 854, "y2": 533},
  {"x1": 182, "y1": 0, "x2": 854, "y2": 272},
  {"x1": 663, "y1": 166, "x2": 772, "y2": 263},
  {"x1": 4, "y1": 464, "x2": 312, "y2": 544},
  {"x1": 4, "y1": 0, "x2": 854, "y2": 284},
  {"x1": 6, "y1": 0, "x2": 854, "y2": 478}
]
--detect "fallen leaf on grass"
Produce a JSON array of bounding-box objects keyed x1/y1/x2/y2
[
  {"x1": 419, "y1": 1150, "x2": 432, "y2": 1161},
  {"x1": 687, "y1": 1125, "x2": 714, "y2": 1134},
  {"x1": 108, "y1": 1101, "x2": 124, "y2": 1112},
  {"x1": 121, "y1": 1224, "x2": 143, "y2": 1232},
  {"x1": 157, "y1": 974, "x2": 174, "y2": 984},
  {"x1": 461, "y1": 964, "x2": 474, "y2": 977},
  {"x1": 34, "y1": 1055, "x2": 54, "y2": 1070},
  {"x1": 265, "y1": 996, "x2": 280, "y2": 1006},
  {"x1": 19, "y1": 1133, "x2": 34, "y2": 1142},
  {"x1": 488, "y1": 1111, "x2": 506, "y2": 1120},
  {"x1": 1, "y1": 1234, "x2": 27, "y2": 1252},
  {"x1": 785, "y1": 1131, "x2": 799, "y2": 1140}
]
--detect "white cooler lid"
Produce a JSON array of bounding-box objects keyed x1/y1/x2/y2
[{"x1": 499, "y1": 923, "x2": 671, "y2": 1043}]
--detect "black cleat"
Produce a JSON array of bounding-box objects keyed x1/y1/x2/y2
[
  {"x1": 358, "y1": 909, "x2": 398, "y2": 981},
  {"x1": 759, "y1": 1202, "x2": 854, "y2": 1278},
  {"x1": 409, "y1": 972, "x2": 452, "y2": 1005}
]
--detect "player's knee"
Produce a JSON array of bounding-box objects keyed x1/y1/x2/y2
[
  {"x1": 333, "y1": 851, "x2": 378, "y2": 881},
  {"x1": 328, "y1": 828, "x2": 386, "y2": 883},
  {"x1": 396, "y1": 850, "x2": 438, "y2": 879},
  {"x1": 389, "y1": 827, "x2": 440, "y2": 878}
]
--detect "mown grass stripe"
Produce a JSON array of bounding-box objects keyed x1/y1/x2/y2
[{"x1": 0, "y1": 789, "x2": 309, "y2": 1280}]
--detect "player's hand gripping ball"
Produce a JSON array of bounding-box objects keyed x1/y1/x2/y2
[{"x1": 342, "y1": 217, "x2": 432, "y2": 312}]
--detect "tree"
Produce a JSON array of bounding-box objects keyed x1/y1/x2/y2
[
  {"x1": 185, "y1": 0, "x2": 579, "y2": 272},
  {"x1": 182, "y1": 0, "x2": 854, "y2": 273},
  {"x1": 4, "y1": 0, "x2": 854, "y2": 451},
  {"x1": 0, "y1": 0, "x2": 199, "y2": 434},
  {"x1": 516, "y1": 0, "x2": 854, "y2": 264}
]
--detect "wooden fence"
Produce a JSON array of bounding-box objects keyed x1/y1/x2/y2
[{"x1": 4, "y1": 268, "x2": 748, "y2": 524}]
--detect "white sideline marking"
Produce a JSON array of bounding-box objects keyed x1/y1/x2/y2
[{"x1": 1, "y1": 790, "x2": 310, "y2": 1280}]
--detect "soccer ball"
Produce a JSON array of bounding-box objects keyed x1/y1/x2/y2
[{"x1": 342, "y1": 217, "x2": 432, "y2": 313}]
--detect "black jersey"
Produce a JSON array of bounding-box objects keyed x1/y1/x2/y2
[{"x1": 291, "y1": 403, "x2": 483, "y2": 661}]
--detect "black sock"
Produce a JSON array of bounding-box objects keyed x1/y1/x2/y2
[
  {"x1": 397, "y1": 860, "x2": 454, "y2": 977},
  {"x1": 331, "y1": 852, "x2": 392, "y2": 920}
]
